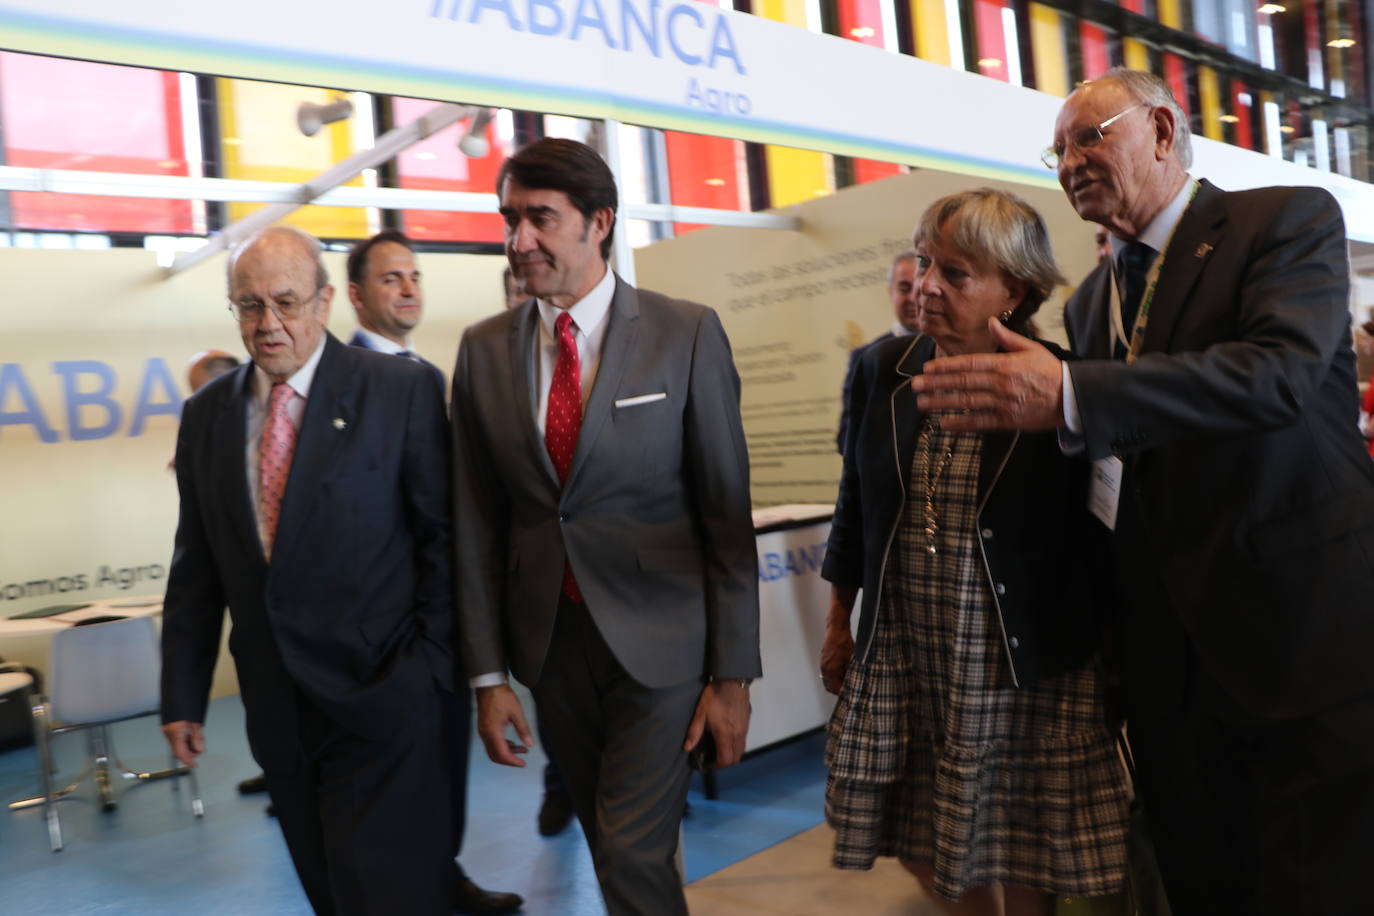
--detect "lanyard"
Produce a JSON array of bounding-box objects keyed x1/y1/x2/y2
[{"x1": 1107, "y1": 181, "x2": 1200, "y2": 364}]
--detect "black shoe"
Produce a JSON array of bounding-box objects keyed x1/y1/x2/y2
[
  {"x1": 537, "y1": 788, "x2": 574, "y2": 837},
  {"x1": 454, "y1": 869, "x2": 523, "y2": 915},
  {"x1": 238, "y1": 773, "x2": 269, "y2": 795}
]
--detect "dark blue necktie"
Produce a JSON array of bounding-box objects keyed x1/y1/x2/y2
[{"x1": 1116, "y1": 241, "x2": 1155, "y2": 358}]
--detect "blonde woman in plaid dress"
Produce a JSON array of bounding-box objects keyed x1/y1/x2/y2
[{"x1": 821, "y1": 189, "x2": 1129, "y2": 915}]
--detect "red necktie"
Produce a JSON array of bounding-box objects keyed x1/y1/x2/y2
[
  {"x1": 258, "y1": 382, "x2": 298, "y2": 559},
  {"x1": 545, "y1": 311, "x2": 584, "y2": 603}
]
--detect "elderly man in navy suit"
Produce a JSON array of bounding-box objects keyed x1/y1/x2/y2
[{"x1": 161, "y1": 226, "x2": 460, "y2": 915}]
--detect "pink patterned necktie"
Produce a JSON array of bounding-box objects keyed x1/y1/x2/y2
[
  {"x1": 258, "y1": 382, "x2": 298, "y2": 559},
  {"x1": 545, "y1": 311, "x2": 584, "y2": 603}
]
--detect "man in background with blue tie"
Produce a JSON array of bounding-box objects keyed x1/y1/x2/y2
[
  {"x1": 346, "y1": 230, "x2": 444, "y2": 382},
  {"x1": 344, "y1": 228, "x2": 522, "y2": 916}
]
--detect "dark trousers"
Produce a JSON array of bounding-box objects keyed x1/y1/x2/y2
[
  {"x1": 264, "y1": 684, "x2": 453, "y2": 916},
  {"x1": 442, "y1": 684, "x2": 471, "y2": 859},
  {"x1": 532, "y1": 598, "x2": 700, "y2": 916},
  {"x1": 1121, "y1": 589, "x2": 1374, "y2": 915}
]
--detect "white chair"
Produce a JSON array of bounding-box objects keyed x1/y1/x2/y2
[{"x1": 8, "y1": 616, "x2": 203, "y2": 851}]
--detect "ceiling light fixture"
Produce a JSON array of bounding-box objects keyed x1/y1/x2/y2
[
  {"x1": 457, "y1": 107, "x2": 496, "y2": 158},
  {"x1": 297, "y1": 98, "x2": 354, "y2": 137}
]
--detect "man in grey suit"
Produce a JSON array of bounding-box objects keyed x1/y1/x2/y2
[
  {"x1": 451, "y1": 138, "x2": 760, "y2": 916},
  {"x1": 911, "y1": 69, "x2": 1374, "y2": 913}
]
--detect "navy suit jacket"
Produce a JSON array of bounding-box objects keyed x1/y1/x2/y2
[
  {"x1": 347, "y1": 329, "x2": 445, "y2": 389},
  {"x1": 160, "y1": 333, "x2": 455, "y2": 769}
]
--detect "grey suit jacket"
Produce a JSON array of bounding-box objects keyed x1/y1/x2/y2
[
  {"x1": 1064, "y1": 180, "x2": 1374, "y2": 718},
  {"x1": 451, "y1": 275, "x2": 761, "y2": 690}
]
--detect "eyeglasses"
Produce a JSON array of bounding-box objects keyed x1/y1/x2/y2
[
  {"x1": 1041, "y1": 102, "x2": 1148, "y2": 169},
  {"x1": 228, "y1": 290, "x2": 321, "y2": 323}
]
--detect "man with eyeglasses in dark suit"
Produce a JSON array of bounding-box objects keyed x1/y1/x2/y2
[{"x1": 161, "y1": 226, "x2": 460, "y2": 915}]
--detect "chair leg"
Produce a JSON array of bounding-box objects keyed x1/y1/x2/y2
[
  {"x1": 187, "y1": 759, "x2": 204, "y2": 818},
  {"x1": 89, "y1": 727, "x2": 117, "y2": 812},
  {"x1": 31, "y1": 701, "x2": 62, "y2": 852}
]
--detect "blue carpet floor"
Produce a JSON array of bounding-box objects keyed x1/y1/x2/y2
[{"x1": 0, "y1": 693, "x2": 826, "y2": 915}]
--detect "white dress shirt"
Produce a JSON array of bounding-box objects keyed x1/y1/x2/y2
[
  {"x1": 244, "y1": 337, "x2": 326, "y2": 541},
  {"x1": 471, "y1": 266, "x2": 616, "y2": 689},
  {"x1": 532, "y1": 265, "x2": 615, "y2": 432},
  {"x1": 353, "y1": 326, "x2": 413, "y2": 356},
  {"x1": 1062, "y1": 179, "x2": 1197, "y2": 438}
]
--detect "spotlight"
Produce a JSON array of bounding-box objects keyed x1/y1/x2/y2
[
  {"x1": 457, "y1": 107, "x2": 496, "y2": 157},
  {"x1": 297, "y1": 98, "x2": 354, "y2": 137}
]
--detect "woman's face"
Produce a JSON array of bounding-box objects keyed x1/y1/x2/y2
[{"x1": 914, "y1": 226, "x2": 1024, "y2": 356}]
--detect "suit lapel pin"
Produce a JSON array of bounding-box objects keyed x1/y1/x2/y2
[
  {"x1": 332, "y1": 417, "x2": 347, "y2": 431},
  {"x1": 1194, "y1": 242, "x2": 1214, "y2": 259}
]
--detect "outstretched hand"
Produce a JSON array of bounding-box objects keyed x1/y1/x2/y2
[{"x1": 909, "y1": 319, "x2": 1065, "y2": 431}]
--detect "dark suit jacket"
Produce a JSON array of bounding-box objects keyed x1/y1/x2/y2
[
  {"x1": 161, "y1": 333, "x2": 455, "y2": 769},
  {"x1": 823, "y1": 334, "x2": 1108, "y2": 688},
  {"x1": 451, "y1": 276, "x2": 761, "y2": 690},
  {"x1": 1064, "y1": 180, "x2": 1374, "y2": 718},
  {"x1": 836, "y1": 330, "x2": 897, "y2": 453},
  {"x1": 347, "y1": 329, "x2": 445, "y2": 388}
]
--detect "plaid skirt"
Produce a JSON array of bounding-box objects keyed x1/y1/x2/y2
[{"x1": 826, "y1": 420, "x2": 1129, "y2": 901}]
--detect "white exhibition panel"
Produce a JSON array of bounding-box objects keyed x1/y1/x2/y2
[{"x1": 748, "y1": 516, "x2": 835, "y2": 752}]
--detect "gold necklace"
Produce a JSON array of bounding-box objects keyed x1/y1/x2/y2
[{"x1": 920, "y1": 414, "x2": 954, "y2": 555}]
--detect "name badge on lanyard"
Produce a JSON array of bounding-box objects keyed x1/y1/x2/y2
[{"x1": 1089, "y1": 457, "x2": 1123, "y2": 530}]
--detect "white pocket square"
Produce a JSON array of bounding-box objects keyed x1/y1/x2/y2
[{"x1": 614, "y1": 392, "x2": 667, "y2": 409}]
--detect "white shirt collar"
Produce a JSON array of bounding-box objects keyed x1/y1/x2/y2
[
  {"x1": 1109, "y1": 177, "x2": 1197, "y2": 258},
  {"x1": 250, "y1": 335, "x2": 327, "y2": 407},
  {"x1": 536, "y1": 265, "x2": 615, "y2": 340},
  {"x1": 891, "y1": 321, "x2": 917, "y2": 337},
  {"x1": 354, "y1": 326, "x2": 412, "y2": 355}
]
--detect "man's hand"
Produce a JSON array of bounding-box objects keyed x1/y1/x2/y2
[
  {"x1": 909, "y1": 319, "x2": 1065, "y2": 431},
  {"x1": 162, "y1": 720, "x2": 205, "y2": 767},
  {"x1": 684, "y1": 680, "x2": 751, "y2": 770},
  {"x1": 820, "y1": 622, "x2": 854, "y2": 695},
  {"x1": 475, "y1": 683, "x2": 535, "y2": 767}
]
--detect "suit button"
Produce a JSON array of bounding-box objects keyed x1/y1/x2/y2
[
  {"x1": 981, "y1": 528, "x2": 994, "y2": 539},
  {"x1": 559, "y1": 513, "x2": 570, "y2": 522},
  {"x1": 1008, "y1": 636, "x2": 1020, "y2": 649},
  {"x1": 995, "y1": 582, "x2": 1006, "y2": 595}
]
